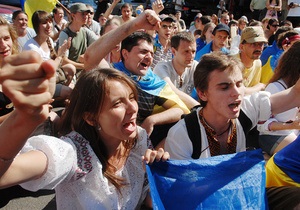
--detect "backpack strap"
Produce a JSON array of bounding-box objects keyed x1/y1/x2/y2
[
  {"x1": 184, "y1": 110, "x2": 202, "y2": 159},
  {"x1": 238, "y1": 110, "x2": 252, "y2": 135},
  {"x1": 238, "y1": 110, "x2": 259, "y2": 150}
]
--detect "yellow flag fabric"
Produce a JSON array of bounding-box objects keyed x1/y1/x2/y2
[
  {"x1": 24, "y1": 0, "x2": 57, "y2": 28},
  {"x1": 266, "y1": 156, "x2": 300, "y2": 188}
]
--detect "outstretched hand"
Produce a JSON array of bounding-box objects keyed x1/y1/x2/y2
[
  {"x1": 0, "y1": 51, "x2": 56, "y2": 120},
  {"x1": 152, "y1": 0, "x2": 164, "y2": 14},
  {"x1": 142, "y1": 148, "x2": 169, "y2": 165}
]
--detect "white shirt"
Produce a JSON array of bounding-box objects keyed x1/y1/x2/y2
[
  {"x1": 23, "y1": 38, "x2": 54, "y2": 61},
  {"x1": 258, "y1": 79, "x2": 300, "y2": 136},
  {"x1": 153, "y1": 60, "x2": 198, "y2": 95},
  {"x1": 17, "y1": 27, "x2": 36, "y2": 52},
  {"x1": 165, "y1": 91, "x2": 272, "y2": 160},
  {"x1": 20, "y1": 127, "x2": 150, "y2": 210}
]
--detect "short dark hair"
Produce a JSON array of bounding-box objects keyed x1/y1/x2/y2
[
  {"x1": 121, "y1": 31, "x2": 153, "y2": 61},
  {"x1": 52, "y1": 5, "x2": 63, "y2": 14},
  {"x1": 194, "y1": 52, "x2": 243, "y2": 107},
  {"x1": 171, "y1": 31, "x2": 195, "y2": 49},
  {"x1": 121, "y1": 3, "x2": 133, "y2": 11},
  {"x1": 12, "y1": 10, "x2": 27, "y2": 21},
  {"x1": 199, "y1": 15, "x2": 211, "y2": 25}
]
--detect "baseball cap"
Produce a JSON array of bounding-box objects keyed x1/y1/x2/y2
[
  {"x1": 212, "y1": 23, "x2": 230, "y2": 35},
  {"x1": 239, "y1": 16, "x2": 248, "y2": 23},
  {"x1": 194, "y1": 13, "x2": 202, "y2": 21},
  {"x1": 70, "y1": 3, "x2": 91, "y2": 13},
  {"x1": 159, "y1": 14, "x2": 176, "y2": 22},
  {"x1": 240, "y1": 26, "x2": 267, "y2": 43}
]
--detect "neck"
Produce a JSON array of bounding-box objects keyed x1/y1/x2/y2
[
  {"x1": 172, "y1": 59, "x2": 186, "y2": 76},
  {"x1": 240, "y1": 53, "x2": 253, "y2": 68},
  {"x1": 34, "y1": 34, "x2": 48, "y2": 45},
  {"x1": 159, "y1": 37, "x2": 169, "y2": 48},
  {"x1": 54, "y1": 19, "x2": 62, "y2": 25},
  {"x1": 211, "y1": 42, "x2": 221, "y2": 52},
  {"x1": 69, "y1": 22, "x2": 82, "y2": 32},
  {"x1": 201, "y1": 107, "x2": 231, "y2": 134},
  {"x1": 16, "y1": 27, "x2": 26, "y2": 37}
]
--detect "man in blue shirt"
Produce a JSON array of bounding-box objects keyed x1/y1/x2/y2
[{"x1": 195, "y1": 23, "x2": 230, "y2": 61}]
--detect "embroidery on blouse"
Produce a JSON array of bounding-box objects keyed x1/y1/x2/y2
[{"x1": 62, "y1": 133, "x2": 93, "y2": 180}]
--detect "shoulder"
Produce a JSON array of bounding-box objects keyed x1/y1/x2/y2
[
  {"x1": 153, "y1": 61, "x2": 172, "y2": 73},
  {"x1": 191, "y1": 60, "x2": 199, "y2": 70},
  {"x1": 253, "y1": 59, "x2": 262, "y2": 67},
  {"x1": 23, "y1": 39, "x2": 38, "y2": 51},
  {"x1": 26, "y1": 27, "x2": 36, "y2": 36},
  {"x1": 265, "y1": 80, "x2": 286, "y2": 93}
]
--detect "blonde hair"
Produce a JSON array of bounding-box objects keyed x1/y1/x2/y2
[{"x1": 0, "y1": 16, "x2": 18, "y2": 55}]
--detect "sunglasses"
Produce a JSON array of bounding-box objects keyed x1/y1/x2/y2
[{"x1": 271, "y1": 24, "x2": 279, "y2": 27}]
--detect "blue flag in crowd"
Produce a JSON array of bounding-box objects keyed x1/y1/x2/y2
[{"x1": 146, "y1": 149, "x2": 267, "y2": 210}]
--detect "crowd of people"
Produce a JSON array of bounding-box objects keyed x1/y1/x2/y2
[{"x1": 0, "y1": 0, "x2": 300, "y2": 208}]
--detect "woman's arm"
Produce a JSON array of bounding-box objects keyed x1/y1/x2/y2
[
  {"x1": 270, "y1": 78, "x2": 300, "y2": 115},
  {"x1": 0, "y1": 150, "x2": 47, "y2": 189},
  {"x1": 0, "y1": 51, "x2": 56, "y2": 178}
]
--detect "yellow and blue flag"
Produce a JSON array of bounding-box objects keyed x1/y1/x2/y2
[
  {"x1": 266, "y1": 136, "x2": 300, "y2": 188},
  {"x1": 113, "y1": 62, "x2": 190, "y2": 114}
]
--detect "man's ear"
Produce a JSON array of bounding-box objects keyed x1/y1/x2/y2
[
  {"x1": 121, "y1": 49, "x2": 129, "y2": 60},
  {"x1": 83, "y1": 112, "x2": 95, "y2": 126},
  {"x1": 171, "y1": 47, "x2": 176, "y2": 55},
  {"x1": 196, "y1": 88, "x2": 208, "y2": 102},
  {"x1": 239, "y1": 43, "x2": 244, "y2": 51}
]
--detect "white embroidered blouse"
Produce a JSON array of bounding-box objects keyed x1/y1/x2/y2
[{"x1": 20, "y1": 126, "x2": 150, "y2": 210}]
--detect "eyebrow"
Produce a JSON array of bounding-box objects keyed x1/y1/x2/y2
[{"x1": 217, "y1": 82, "x2": 231, "y2": 86}]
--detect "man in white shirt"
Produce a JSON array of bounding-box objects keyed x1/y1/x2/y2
[
  {"x1": 51, "y1": 5, "x2": 68, "y2": 48},
  {"x1": 154, "y1": 31, "x2": 199, "y2": 109},
  {"x1": 85, "y1": 4, "x2": 101, "y2": 36}
]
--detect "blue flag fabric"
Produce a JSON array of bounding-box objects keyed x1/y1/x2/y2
[
  {"x1": 274, "y1": 135, "x2": 300, "y2": 183},
  {"x1": 146, "y1": 149, "x2": 267, "y2": 210}
]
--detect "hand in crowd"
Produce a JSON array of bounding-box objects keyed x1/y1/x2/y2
[
  {"x1": 0, "y1": 51, "x2": 56, "y2": 120},
  {"x1": 133, "y1": 9, "x2": 161, "y2": 32},
  {"x1": 57, "y1": 37, "x2": 71, "y2": 58},
  {"x1": 142, "y1": 148, "x2": 170, "y2": 165},
  {"x1": 152, "y1": 0, "x2": 164, "y2": 14},
  {"x1": 112, "y1": 0, "x2": 121, "y2": 4}
]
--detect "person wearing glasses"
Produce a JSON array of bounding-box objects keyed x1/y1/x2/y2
[
  {"x1": 85, "y1": 4, "x2": 100, "y2": 36},
  {"x1": 238, "y1": 26, "x2": 266, "y2": 95},
  {"x1": 266, "y1": 18, "x2": 279, "y2": 45},
  {"x1": 58, "y1": 3, "x2": 98, "y2": 72}
]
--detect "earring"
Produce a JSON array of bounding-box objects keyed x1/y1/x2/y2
[{"x1": 96, "y1": 125, "x2": 101, "y2": 131}]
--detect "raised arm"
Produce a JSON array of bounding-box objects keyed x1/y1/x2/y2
[
  {"x1": 270, "y1": 78, "x2": 300, "y2": 115},
  {"x1": 84, "y1": 9, "x2": 161, "y2": 70},
  {"x1": 103, "y1": 0, "x2": 120, "y2": 18},
  {"x1": 0, "y1": 51, "x2": 56, "y2": 178}
]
